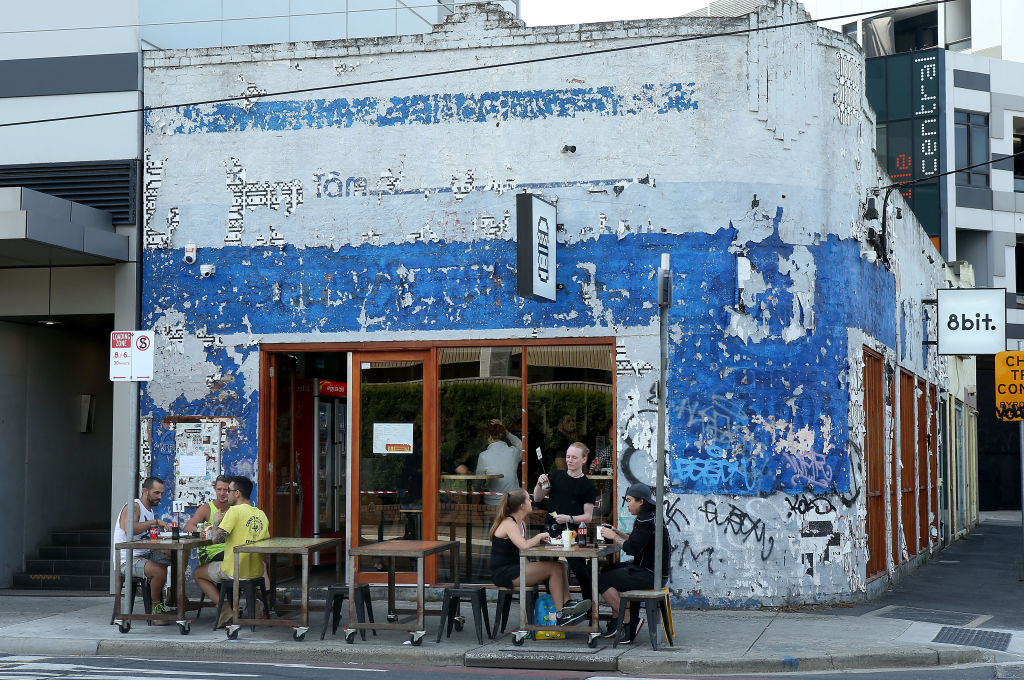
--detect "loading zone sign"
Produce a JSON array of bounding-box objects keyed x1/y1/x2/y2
[
  {"x1": 110, "y1": 330, "x2": 154, "y2": 382},
  {"x1": 936, "y1": 288, "x2": 1006, "y2": 355}
]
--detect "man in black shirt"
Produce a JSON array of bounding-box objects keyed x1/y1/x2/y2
[{"x1": 534, "y1": 442, "x2": 597, "y2": 604}]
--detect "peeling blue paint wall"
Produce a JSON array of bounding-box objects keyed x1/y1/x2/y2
[{"x1": 140, "y1": 1, "x2": 947, "y2": 604}]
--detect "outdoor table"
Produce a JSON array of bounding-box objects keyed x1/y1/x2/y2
[
  {"x1": 513, "y1": 541, "x2": 618, "y2": 647},
  {"x1": 345, "y1": 539, "x2": 460, "y2": 645},
  {"x1": 440, "y1": 473, "x2": 501, "y2": 576},
  {"x1": 113, "y1": 535, "x2": 212, "y2": 635},
  {"x1": 227, "y1": 536, "x2": 343, "y2": 641}
]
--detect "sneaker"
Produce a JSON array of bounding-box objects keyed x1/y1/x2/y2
[
  {"x1": 617, "y1": 616, "x2": 645, "y2": 644},
  {"x1": 600, "y1": 619, "x2": 619, "y2": 638},
  {"x1": 560, "y1": 599, "x2": 592, "y2": 618},
  {"x1": 556, "y1": 610, "x2": 586, "y2": 627},
  {"x1": 150, "y1": 601, "x2": 171, "y2": 626},
  {"x1": 216, "y1": 606, "x2": 234, "y2": 629}
]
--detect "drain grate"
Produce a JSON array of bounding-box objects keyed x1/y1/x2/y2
[
  {"x1": 933, "y1": 626, "x2": 1012, "y2": 651},
  {"x1": 877, "y1": 606, "x2": 978, "y2": 626}
]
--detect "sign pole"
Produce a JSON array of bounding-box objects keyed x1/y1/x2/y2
[
  {"x1": 654, "y1": 254, "x2": 672, "y2": 592},
  {"x1": 994, "y1": 348, "x2": 1024, "y2": 580}
]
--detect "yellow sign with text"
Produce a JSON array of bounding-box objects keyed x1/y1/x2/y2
[{"x1": 995, "y1": 351, "x2": 1024, "y2": 420}]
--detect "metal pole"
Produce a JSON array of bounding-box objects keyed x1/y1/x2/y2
[
  {"x1": 1020, "y1": 420, "x2": 1024, "y2": 577},
  {"x1": 654, "y1": 254, "x2": 672, "y2": 590}
]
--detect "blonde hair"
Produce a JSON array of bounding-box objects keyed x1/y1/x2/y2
[{"x1": 488, "y1": 488, "x2": 529, "y2": 539}]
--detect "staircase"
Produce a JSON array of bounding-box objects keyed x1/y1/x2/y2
[{"x1": 13, "y1": 528, "x2": 111, "y2": 590}]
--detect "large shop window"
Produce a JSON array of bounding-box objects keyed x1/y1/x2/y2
[{"x1": 435, "y1": 343, "x2": 615, "y2": 583}]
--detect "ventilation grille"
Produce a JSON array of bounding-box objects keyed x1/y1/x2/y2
[{"x1": 0, "y1": 160, "x2": 138, "y2": 225}]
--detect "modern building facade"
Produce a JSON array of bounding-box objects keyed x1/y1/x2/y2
[{"x1": 140, "y1": 0, "x2": 958, "y2": 604}]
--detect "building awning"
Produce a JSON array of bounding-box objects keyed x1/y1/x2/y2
[{"x1": 0, "y1": 186, "x2": 129, "y2": 266}]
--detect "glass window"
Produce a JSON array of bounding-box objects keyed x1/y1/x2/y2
[{"x1": 955, "y1": 110, "x2": 988, "y2": 187}]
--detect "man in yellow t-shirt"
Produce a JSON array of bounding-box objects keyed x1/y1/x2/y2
[{"x1": 193, "y1": 475, "x2": 269, "y2": 626}]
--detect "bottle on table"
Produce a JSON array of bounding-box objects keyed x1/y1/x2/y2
[
  {"x1": 149, "y1": 523, "x2": 158, "y2": 540},
  {"x1": 171, "y1": 513, "x2": 180, "y2": 540},
  {"x1": 577, "y1": 520, "x2": 587, "y2": 546}
]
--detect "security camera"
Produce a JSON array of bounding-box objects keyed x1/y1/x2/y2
[
  {"x1": 200, "y1": 264, "x2": 216, "y2": 278},
  {"x1": 183, "y1": 244, "x2": 197, "y2": 265}
]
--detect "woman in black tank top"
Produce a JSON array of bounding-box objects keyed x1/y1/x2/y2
[{"x1": 488, "y1": 488, "x2": 591, "y2": 621}]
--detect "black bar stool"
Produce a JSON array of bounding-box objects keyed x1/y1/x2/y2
[
  {"x1": 614, "y1": 589, "x2": 674, "y2": 650},
  {"x1": 435, "y1": 586, "x2": 490, "y2": 644},
  {"x1": 492, "y1": 586, "x2": 538, "y2": 638},
  {"x1": 320, "y1": 583, "x2": 375, "y2": 640},
  {"x1": 214, "y1": 578, "x2": 270, "y2": 631},
  {"x1": 110, "y1": 575, "x2": 153, "y2": 626}
]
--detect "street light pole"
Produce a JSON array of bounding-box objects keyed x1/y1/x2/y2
[{"x1": 654, "y1": 253, "x2": 672, "y2": 591}]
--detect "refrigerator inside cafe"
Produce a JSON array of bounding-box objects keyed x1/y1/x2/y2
[{"x1": 295, "y1": 378, "x2": 348, "y2": 566}]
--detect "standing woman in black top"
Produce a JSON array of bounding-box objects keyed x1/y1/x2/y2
[
  {"x1": 597, "y1": 482, "x2": 672, "y2": 643},
  {"x1": 533, "y1": 442, "x2": 597, "y2": 599},
  {"x1": 488, "y1": 488, "x2": 592, "y2": 626}
]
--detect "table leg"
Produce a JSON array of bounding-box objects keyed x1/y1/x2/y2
[
  {"x1": 269, "y1": 554, "x2": 278, "y2": 613},
  {"x1": 416, "y1": 555, "x2": 425, "y2": 630},
  {"x1": 301, "y1": 552, "x2": 310, "y2": 627},
  {"x1": 591, "y1": 554, "x2": 600, "y2": 632},
  {"x1": 232, "y1": 552, "x2": 241, "y2": 626},
  {"x1": 452, "y1": 544, "x2": 460, "y2": 587},
  {"x1": 387, "y1": 556, "x2": 396, "y2": 619},
  {"x1": 176, "y1": 546, "x2": 186, "y2": 619},
  {"x1": 519, "y1": 554, "x2": 526, "y2": 629}
]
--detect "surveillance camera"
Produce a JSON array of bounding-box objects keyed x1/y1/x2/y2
[
  {"x1": 183, "y1": 244, "x2": 197, "y2": 265},
  {"x1": 200, "y1": 264, "x2": 216, "y2": 278}
]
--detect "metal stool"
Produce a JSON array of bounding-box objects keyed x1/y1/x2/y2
[
  {"x1": 436, "y1": 586, "x2": 490, "y2": 644},
  {"x1": 615, "y1": 589, "x2": 674, "y2": 650},
  {"x1": 320, "y1": 583, "x2": 375, "y2": 640},
  {"x1": 213, "y1": 578, "x2": 270, "y2": 631},
  {"x1": 110, "y1": 575, "x2": 153, "y2": 626},
  {"x1": 492, "y1": 586, "x2": 538, "y2": 638}
]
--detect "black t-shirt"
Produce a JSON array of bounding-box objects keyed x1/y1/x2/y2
[{"x1": 547, "y1": 470, "x2": 597, "y2": 520}]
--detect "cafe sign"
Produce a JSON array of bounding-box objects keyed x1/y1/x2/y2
[
  {"x1": 995, "y1": 351, "x2": 1024, "y2": 421},
  {"x1": 516, "y1": 193, "x2": 557, "y2": 301}
]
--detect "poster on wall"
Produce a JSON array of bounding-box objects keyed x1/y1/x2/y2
[
  {"x1": 173, "y1": 422, "x2": 222, "y2": 506},
  {"x1": 373, "y1": 423, "x2": 414, "y2": 454}
]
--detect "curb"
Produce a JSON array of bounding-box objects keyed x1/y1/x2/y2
[{"x1": 0, "y1": 637, "x2": 102, "y2": 656}]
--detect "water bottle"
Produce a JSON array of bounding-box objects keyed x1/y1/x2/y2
[
  {"x1": 577, "y1": 520, "x2": 587, "y2": 546},
  {"x1": 171, "y1": 513, "x2": 180, "y2": 540}
]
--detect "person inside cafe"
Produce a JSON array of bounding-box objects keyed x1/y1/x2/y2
[
  {"x1": 488, "y1": 488, "x2": 593, "y2": 627},
  {"x1": 183, "y1": 474, "x2": 232, "y2": 565},
  {"x1": 456, "y1": 418, "x2": 522, "y2": 506},
  {"x1": 533, "y1": 442, "x2": 597, "y2": 603},
  {"x1": 597, "y1": 482, "x2": 672, "y2": 643},
  {"x1": 113, "y1": 476, "x2": 171, "y2": 620},
  {"x1": 193, "y1": 475, "x2": 269, "y2": 628}
]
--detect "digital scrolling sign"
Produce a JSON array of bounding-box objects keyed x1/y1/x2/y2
[{"x1": 868, "y1": 49, "x2": 942, "y2": 238}]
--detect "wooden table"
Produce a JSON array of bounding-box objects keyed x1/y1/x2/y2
[
  {"x1": 345, "y1": 539, "x2": 460, "y2": 645},
  {"x1": 228, "y1": 536, "x2": 343, "y2": 641},
  {"x1": 113, "y1": 535, "x2": 212, "y2": 635},
  {"x1": 440, "y1": 473, "x2": 501, "y2": 577},
  {"x1": 514, "y1": 541, "x2": 618, "y2": 647}
]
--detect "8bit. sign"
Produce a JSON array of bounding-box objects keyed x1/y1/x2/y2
[
  {"x1": 110, "y1": 330, "x2": 154, "y2": 382},
  {"x1": 995, "y1": 351, "x2": 1024, "y2": 420},
  {"x1": 936, "y1": 288, "x2": 1006, "y2": 356}
]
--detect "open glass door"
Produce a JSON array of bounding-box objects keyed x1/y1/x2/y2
[{"x1": 351, "y1": 351, "x2": 437, "y2": 580}]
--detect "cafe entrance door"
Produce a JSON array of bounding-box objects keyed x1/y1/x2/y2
[{"x1": 350, "y1": 350, "x2": 440, "y2": 583}]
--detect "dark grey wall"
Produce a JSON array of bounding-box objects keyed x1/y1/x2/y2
[
  {"x1": 0, "y1": 322, "x2": 29, "y2": 587},
  {"x1": 0, "y1": 53, "x2": 139, "y2": 99},
  {"x1": 0, "y1": 322, "x2": 112, "y2": 586}
]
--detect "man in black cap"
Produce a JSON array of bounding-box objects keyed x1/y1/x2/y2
[{"x1": 596, "y1": 482, "x2": 671, "y2": 643}]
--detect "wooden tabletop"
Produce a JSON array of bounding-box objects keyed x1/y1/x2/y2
[
  {"x1": 234, "y1": 536, "x2": 342, "y2": 554},
  {"x1": 440, "y1": 474, "x2": 503, "y2": 480},
  {"x1": 116, "y1": 537, "x2": 211, "y2": 550},
  {"x1": 521, "y1": 542, "x2": 618, "y2": 559},
  {"x1": 349, "y1": 539, "x2": 458, "y2": 558}
]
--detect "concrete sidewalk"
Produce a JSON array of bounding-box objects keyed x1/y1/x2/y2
[{"x1": 1, "y1": 514, "x2": 1022, "y2": 675}]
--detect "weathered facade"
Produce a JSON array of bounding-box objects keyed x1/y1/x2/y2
[{"x1": 141, "y1": 0, "x2": 952, "y2": 605}]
